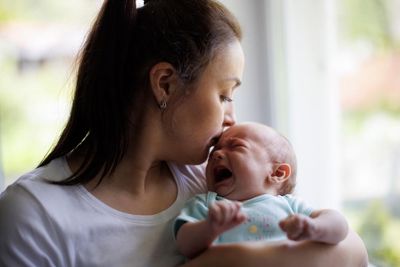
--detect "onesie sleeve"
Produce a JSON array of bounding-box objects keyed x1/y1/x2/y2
[
  {"x1": 284, "y1": 194, "x2": 314, "y2": 216},
  {"x1": 173, "y1": 193, "x2": 209, "y2": 237},
  {"x1": 0, "y1": 184, "x2": 64, "y2": 267}
]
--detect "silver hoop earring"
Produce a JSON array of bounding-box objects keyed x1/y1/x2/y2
[{"x1": 159, "y1": 100, "x2": 167, "y2": 110}]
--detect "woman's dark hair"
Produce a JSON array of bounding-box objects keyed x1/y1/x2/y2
[{"x1": 39, "y1": 0, "x2": 242, "y2": 185}]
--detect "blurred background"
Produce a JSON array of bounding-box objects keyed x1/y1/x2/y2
[{"x1": 0, "y1": 0, "x2": 399, "y2": 266}]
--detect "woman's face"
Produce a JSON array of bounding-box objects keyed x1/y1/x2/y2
[{"x1": 165, "y1": 40, "x2": 245, "y2": 165}]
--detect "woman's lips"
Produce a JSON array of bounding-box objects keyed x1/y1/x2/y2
[
  {"x1": 210, "y1": 136, "x2": 219, "y2": 147},
  {"x1": 209, "y1": 130, "x2": 223, "y2": 147}
]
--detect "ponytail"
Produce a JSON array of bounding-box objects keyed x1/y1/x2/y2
[{"x1": 40, "y1": 0, "x2": 138, "y2": 185}]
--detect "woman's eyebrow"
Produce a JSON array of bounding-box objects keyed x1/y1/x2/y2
[{"x1": 223, "y1": 77, "x2": 242, "y2": 88}]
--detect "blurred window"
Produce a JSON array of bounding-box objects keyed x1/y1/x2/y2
[
  {"x1": 0, "y1": 0, "x2": 101, "y2": 187},
  {"x1": 337, "y1": 0, "x2": 400, "y2": 265}
]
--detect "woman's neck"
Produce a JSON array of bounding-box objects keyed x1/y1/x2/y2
[{"x1": 67, "y1": 141, "x2": 178, "y2": 215}]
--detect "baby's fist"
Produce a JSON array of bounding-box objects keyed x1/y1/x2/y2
[
  {"x1": 208, "y1": 201, "x2": 247, "y2": 235},
  {"x1": 279, "y1": 214, "x2": 316, "y2": 241}
]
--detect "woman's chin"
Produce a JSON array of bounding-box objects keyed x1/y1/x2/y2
[{"x1": 182, "y1": 152, "x2": 209, "y2": 165}]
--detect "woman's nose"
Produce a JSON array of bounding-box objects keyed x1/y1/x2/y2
[{"x1": 223, "y1": 102, "x2": 236, "y2": 127}]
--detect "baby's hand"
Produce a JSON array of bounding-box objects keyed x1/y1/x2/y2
[
  {"x1": 207, "y1": 201, "x2": 247, "y2": 236},
  {"x1": 279, "y1": 214, "x2": 317, "y2": 241}
]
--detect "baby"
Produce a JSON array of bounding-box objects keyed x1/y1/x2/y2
[{"x1": 174, "y1": 122, "x2": 349, "y2": 258}]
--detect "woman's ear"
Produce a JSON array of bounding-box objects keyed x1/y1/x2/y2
[
  {"x1": 268, "y1": 163, "x2": 291, "y2": 184},
  {"x1": 149, "y1": 62, "x2": 178, "y2": 109}
]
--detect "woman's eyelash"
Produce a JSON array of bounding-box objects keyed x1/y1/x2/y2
[{"x1": 220, "y1": 95, "x2": 233, "y2": 102}]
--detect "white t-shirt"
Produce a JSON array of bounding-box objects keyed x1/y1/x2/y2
[{"x1": 0, "y1": 158, "x2": 207, "y2": 267}]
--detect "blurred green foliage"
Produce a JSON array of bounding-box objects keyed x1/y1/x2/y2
[
  {"x1": 0, "y1": 0, "x2": 98, "y2": 183},
  {"x1": 340, "y1": 0, "x2": 398, "y2": 50},
  {"x1": 0, "y1": 0, "x2": 98, "y2": 24},
  {"x1": 343, "y1": 109, "x2": 400, "y2": 135},
  {"x1": 0, "y1": 57, "x2": 73, "y2": 182},
  {"x1": 354, "y1": 200, "x2": 400, "y2": 267}
]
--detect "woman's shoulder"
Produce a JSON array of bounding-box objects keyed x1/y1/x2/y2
[
  {"x1": 7, "y1": 156, "x2": 71, "y2": 186},
  {"x1": 1, "y1": 157, "x2": 74, "y2": 201},
  {"x1": 0, "y1": 159, "x2": 75, "y2": 266},
  {"x1": 0, "y1": 157, "x2": 78, "y2": 229},
  {"x1": 0, "y1": 179, "x2": 47, "y2": 228}
]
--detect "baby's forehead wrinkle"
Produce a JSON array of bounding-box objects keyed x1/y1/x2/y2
[
  {"x1": 215, "y1": 137, "x2": 230, "y2": 149},
  {"x1": 219, "y1": 134, "x2": 242, "y2": 147}
]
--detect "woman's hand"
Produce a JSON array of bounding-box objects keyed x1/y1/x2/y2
[{"x1": 181, "y1": 229, "x2": 368, "y2": 267}]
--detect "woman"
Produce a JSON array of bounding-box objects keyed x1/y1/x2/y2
[{"x1": 0, "y1": 0, "x2": 367, "y2": 266}]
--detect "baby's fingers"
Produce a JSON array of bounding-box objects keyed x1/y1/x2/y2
[
  {"x1": 209, "y1": 202, "x2": 223, "y2": 223},
  {"x1": 279, "y1": 215, "x2": 306, "y2": 240},
  {"x1": 209, "y1": 201, "x2": 244, "y2": 225},
  {"x1": 218, "y1": 201, "x2": 242, "y2": 224}
]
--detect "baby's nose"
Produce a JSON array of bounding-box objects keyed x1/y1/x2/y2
[{"x1": 212, "y1": 150, "x2": 224, "y2": 160}]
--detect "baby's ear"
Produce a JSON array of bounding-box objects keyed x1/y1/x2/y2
[{"x1": 268, "y1": 163, "x2": 291, "y2": 184}]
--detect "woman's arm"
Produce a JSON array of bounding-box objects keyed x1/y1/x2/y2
[{"x1": 181, "y1": 229, "x2": 368, "y2": 267}]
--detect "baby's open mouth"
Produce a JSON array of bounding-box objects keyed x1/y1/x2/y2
[{"x1": 214, "y1": 166, "x2": 233, "y2": 183}]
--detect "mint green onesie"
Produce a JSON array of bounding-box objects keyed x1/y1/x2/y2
[{"x1": 174, "y1": 191, "x2": 314, "y2": 243}]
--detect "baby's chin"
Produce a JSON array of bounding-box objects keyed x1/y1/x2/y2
[
  {"x1": 219, "y1": 189, "x2": 254, "y2": 201},
  {"x1": 215, "y1": 188, "x2": 238, "y2": 200}
]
